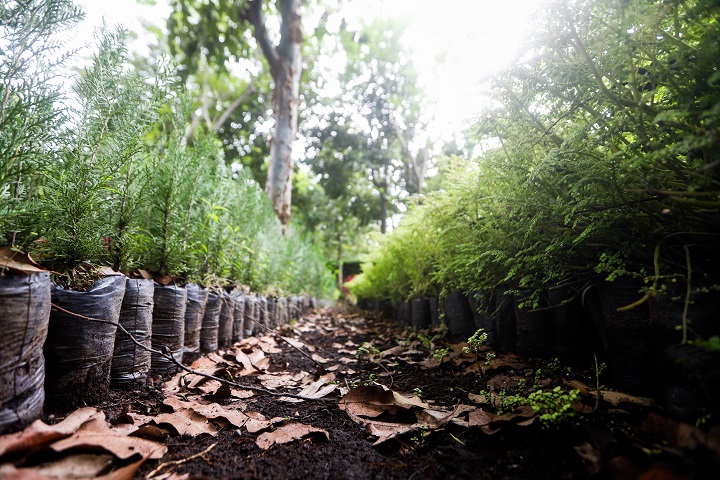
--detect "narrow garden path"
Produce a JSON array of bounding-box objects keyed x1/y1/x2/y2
[{"x1": 1, "y1": 307, "x2": 717, "y2": 479}]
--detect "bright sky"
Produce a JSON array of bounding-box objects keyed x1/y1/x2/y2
[{"x1": 69, "y1": 0, "x2": 545, "y2": 141}]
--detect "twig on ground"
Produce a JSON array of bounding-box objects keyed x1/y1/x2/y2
[
  {"x1": 242, "y1": 312, "x2": 325, "y2": 368},
  {"x1": 146, "y1": 442, "x2": 217, "y2": 479},
  {"x1": 49, "y1": 303, "x2": 335, "y2": 402}
]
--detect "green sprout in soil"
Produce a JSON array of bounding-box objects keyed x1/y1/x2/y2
[
  {"x1": 433, "y1": 348, "x2": 449, "y2": 362},
  {"x1": 462, "y1": 329, "x2": 488, "y2": 357},
  {"x1": 356, "y1": 342, "x2": 380, "y2": 360},
  {"x1": 527, "y1": 387, "x2": 581, "y2": 427},
  {"x1": 417, "y1": 333, "x2": 437, "y2": 350}
]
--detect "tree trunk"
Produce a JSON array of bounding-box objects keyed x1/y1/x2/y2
[{"x1": 247, "y1": 0, "x2": 303, "y2": 228}]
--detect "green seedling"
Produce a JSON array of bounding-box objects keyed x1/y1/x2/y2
[
  {"x1": 527, "y1": 386, "x2": 581, "y2": 427},
  {"x1": 413, "y1": 387, "x2": 423, "y2": 397},
  {"x1": 462, "y1": 329, "x2": 488, "y2": 357},
  {"x1": 433, "y1": 348, "x2": 449, "y2": 362}
]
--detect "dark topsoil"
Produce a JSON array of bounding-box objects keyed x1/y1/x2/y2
[{"x1": 39, "y1": 307, "x2": 720, "y2": 480}]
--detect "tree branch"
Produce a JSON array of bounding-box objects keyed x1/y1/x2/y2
[
  {"x1": 245, "y1": 0, "x2": 280, "y2": 76},
  {"x1": 212, "y1": 84, "x2": 257, "y2": 131}
]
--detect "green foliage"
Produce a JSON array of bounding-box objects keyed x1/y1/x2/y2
[
  {"x1": 0, "y1": 4, "x2": 334, "y2": 298},
  {"x1": 0, "y1": 0, "x2": 82, "y2": 246},
  {"x1": 462, "y1": 329, "x2": 488, "y2": 356},
  {"x1": 37, "y1": 27, "x2": 156, "y2": 278},
  {"x1": 527, "y1": 387, "x2": 581, "y2": 427},
  {"x1": 352, "y1": 0, "x2": 720, "y2": 304}
]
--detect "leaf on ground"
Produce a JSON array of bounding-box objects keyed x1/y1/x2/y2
[
  {"x1": 0, "y1": 454, "x2": 144, "y2": 480},
  {"x1": 196, "y1": 380, "x2": 231, "y2": 397},
  {"x1": 257, "y1": 372, "x2": 302, "y2": 390},
  {"x1": 468, "y1": 393, "x2": 488, "y2": 405},
  {"x1": 366, "y1": 421, "x2": 419, "y2": 446},
  {"x1": 378, "y1": 346, "x2": 405, "y2": 358},
  {"x1": 49, "y1": 418, "x2": 166, "y2": 460},
  {"x1": 257, "y1": 336, "x2": 282, "y2": 354},
  {"x1": 152, "y1": 410, "x2": 218, "y2": 437},
  {"x1": 279, "y1": 379, "x2": 337, "y2": 403},
  {"x1": 311, "y1": 353, "x2": 330, "y2": 364},
  {"x1": 0, "y1": 407, "x2": 103, "y2": 458},
  {"x1": 480, "y1": 354, "x2": 528, "y2": 374},
  {"x1": 597, "y1": 391, "x2": 654, "y2": 409},
  {"x1": 246, "y1": 349, "x2": 270, "y2": 370},
  {"x1": 164, "y1": 398, "x2": 251, "y2": 430},
  {"x1": 233, "y1": 350, "x2": 257, "y2": 374},
  {"x1": 230, "y1": 388, "x2": 255, "y2": 399},
  {"x1": 468, "y1": 406, "x2": 536, "y2": 435},
  {"x1": 339, "y1": 386, "x2": 458, "y2": 445},
  {"x1": 244, "y1": 412, "x2": 273, "y2": 433},
  {"x1": 255, "y1": 423, "x2": 329, "y2": 450}
]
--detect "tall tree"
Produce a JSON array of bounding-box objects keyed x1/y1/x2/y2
[{"x1": 166, "y1": 0, "x2": 304, "y2": 228}]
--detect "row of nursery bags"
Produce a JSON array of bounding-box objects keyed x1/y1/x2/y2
[
  {"x1": 366, "y1": 280, "x2": 720, "y2": 423},
  {"x1": 0, "y1": 271, "x2": 315, "y2": 434}
]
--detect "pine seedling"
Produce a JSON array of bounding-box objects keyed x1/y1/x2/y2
[
  {"x1": 37, "y1": 26, "x2": 156, "y2": 284},
  {"x1": 0, "y1": 0, "x2": 82, "y2": 247}
]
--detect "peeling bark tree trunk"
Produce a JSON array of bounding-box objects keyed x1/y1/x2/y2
[{"x1": 247, "y1": 0, "x2": 302, "y2": 229}]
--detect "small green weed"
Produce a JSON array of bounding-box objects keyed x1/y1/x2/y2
[
  {"x1": 433, "y1": 348, "x2": 449, "y2": 362},
  {"x1": 462, "y1": 329, "x2": 487, "y2": 356},
  {"x1": 527, "y1": 387, "x2": 581, "y2": 426}
]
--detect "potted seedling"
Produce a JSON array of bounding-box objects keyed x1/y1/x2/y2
[
  {"x1": 0, "y1": 0, "x2": 82, "y2": 430},
  {"x1": 36, "y1": 27, "x2": 158, "y2": 405}
]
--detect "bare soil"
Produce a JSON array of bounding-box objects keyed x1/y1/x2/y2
[{"x1": 33, "y1": 307, "x2": 720, "y2": 479}]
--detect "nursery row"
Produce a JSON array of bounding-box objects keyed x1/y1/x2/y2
[
  {"x1": 350, "y1": 0, "x2": 720, "y2": 425},
  {"x1": 360, "y1": 275, "x2": 720, "y2": 424},
  {"x1": 0, "y1": 269, "x2": 319, "y2": 434},
  {"x1": 0, "y1": 1, "x2": 335, "y2": 298}
]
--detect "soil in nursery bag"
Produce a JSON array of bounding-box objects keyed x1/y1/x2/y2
[
  {"x1": 218, "y1": 290, "x2": 235, "y2": 349},
  {"x1": 183, "y1": 283, "x2": 208, "y2": 354},
  {"x1": 111, "y1": 278, "x2": 153, "y2": 386},
  {"x1": 150, "y1": 282, "x2": 187, "y2": 375},
  {"x1": 45, "y1": 274, "x2": 126, "y2": 406},
  {"x1": 277, "y1": 296, "x2": 289, "y2": 325},
  {"x1": 444, "y1": 291, "x2": 474, "y2": 343},
  {"x1": 597, "y1": 279, "x2": 655, "y2": 398},
  {"x1": 396, "y1": 301, "x2": 411, "y2": 327},
  {"x1": 258, "y1": 296, "x2": 269, "y2": 333},
  {"x1": 231, "y1": 291, "x2": 246, "y2": 342},
  {"x1": 429, "y1": 296, "x2": 441, "y2": 327},
  {"x1": 548, "y1": 285, "x2": 594, "y2": 367},
  {"x1": 469, "y1": 290, "x2": 497, "y2": 347},
  {"x1": 514, "y1": 290, "x2": 554, "y2": 359},
  {"x1": 649, "y1": 282, "x2": 720, "y2": 420},
  {"x1": 267, "y1": 297, "x2": 278, "y2": 328},
  {"x1": 0, "y1": 271, "x2": 51, "y2": 433},
  {"x1": 243, "y1": 295, "x2": 257, "y2": 338},
  {"x1": 410, "y1": 298, "x2": 431, "y2": 329},
  {"x1": 495, "y1": 288, "x2": 517, "y2": 353},
  {"x1": 200, "y1": 291, "x2": 221, "y2": 353}
]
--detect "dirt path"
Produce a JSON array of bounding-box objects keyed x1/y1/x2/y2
[{"x1": 1, "y1": 307, "x2": 718, "y2": 479}]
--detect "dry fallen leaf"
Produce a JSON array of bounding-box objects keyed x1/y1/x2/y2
[
  {"x1": 50, "y1": 418, "x2": 167, "y2": 460},
  {"x1": 0, "y1": 456, "x2": 145, "y2": 480},
  {"x1": 0, "y1": 246, "x2": 45, "y2": 274},
  {"x1": 152, "y1": 410, "x2": 218, "y2": 437},
  {"x1": 468, "y1": 406, "x2": 536, "y2": 435},
  {"x1": 0, "y1": 407, "x2": 103, "y2": 458},
  {"x1": 255, "y1": 423, "x2": 329, "y2": 450},
  {"x1": 280, "y1": 379, "x2": 337, "y2": 403}
]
